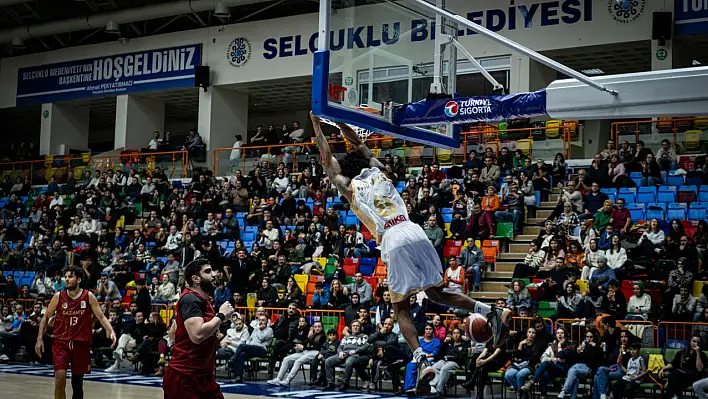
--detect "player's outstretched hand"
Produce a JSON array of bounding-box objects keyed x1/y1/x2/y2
[
  {"x1": 35, "y1": 339, "x2": 44, "y2": 358},
  {"x1": 309, "y1": 111, "x2": 320, "y2": 124},
  {"x1": 219, "y1": 301, "x2": 235, "y2": 319}
]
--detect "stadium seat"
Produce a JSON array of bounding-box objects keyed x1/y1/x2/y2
[
  {"x1": 628, "y1": 208, "x2": 644, "y2": 222},
  {"x1": 345, "y1": 215, "x2": 359, "y2": 226},
  {"x1": 667, "y1": 208, "x2": 686, "y2": 220},
  {"x1": 667, "y1": 175, "x2": 684, "y2": 186},
  {"x1": 645, "y1": 208, "x2": 665, "y2": 220},
  {"x1": 616, "y1": 192, "x2": 636, "y2": 203},
  {"x1": 657, "y1": 191, "x2": 676, "y2": 203},
  {"x1": 636, "y1": 192, "x2": 655, "y2": 203},
  {"x1": 688, "y1": 207, "x2": 708, "y2": 221}
]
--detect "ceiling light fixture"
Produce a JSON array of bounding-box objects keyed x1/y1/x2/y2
[
  {"x1": 105, "y1": 21, "x2": 121, "y2": 35},
  {"x1": 581, "y1": 68, "x2": 605, "y2": 75},
  {"x1": 11, "y1": 37, "x2": 25, "y2": 49},
  {"x1": 214, "y1": 2, "x2": 231, "y2": 18}
]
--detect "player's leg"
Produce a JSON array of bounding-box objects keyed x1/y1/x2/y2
[
  {"x1": 391, "y1": 299, "x2": 420, "y2": 356},
  {"x1": 54, "y1": 370, "x2": 67, "y2": 399},
  {"x1": 70, "y1": 375, "x2": 84, "y2": 399}
]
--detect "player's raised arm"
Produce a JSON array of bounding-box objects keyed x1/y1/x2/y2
[
  {"x1": 336, "y1": 122, "x2": 385, "y2": 170},
  {"x1": 88, "y1": 291, "x2": 116, "y2": 347},
  {"x1": 36, "y1": 292, "x2": 60, "y2": 357},
  {"x1": 310, "y1": 112, "x2": 353, "y2": 201}
]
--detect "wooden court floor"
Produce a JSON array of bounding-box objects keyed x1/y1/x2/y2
[{"x1": 0, "y1": 373, "x2": 269, "y2": 399}]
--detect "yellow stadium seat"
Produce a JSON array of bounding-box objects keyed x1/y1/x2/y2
[
  {"x1": 576, "y1": 279, "x2": 588, "y2": 295},
  {"x1": 294, "y1": 274, "x2": 308, "y2": 293},
  {"x1": 437, "y1": 149, "x2": 454, "y2": 166},
  {"x1": 694, "y1": 280, "x2": 708, "y2": 298}
]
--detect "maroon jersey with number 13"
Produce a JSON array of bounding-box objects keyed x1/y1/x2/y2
[{"x1": 53, "y1": 289, "x2": 93, "y2": 343}]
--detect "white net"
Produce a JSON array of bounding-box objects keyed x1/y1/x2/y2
[{"x1": 319, "y1": 117, "x2": 375, "y2": 141}]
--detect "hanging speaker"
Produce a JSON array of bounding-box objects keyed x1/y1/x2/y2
[
  {"x1": 194, "y1": 65, "x2": 210, "y2": 89},
  {"x1": 652, "y1": 12, "x2": 673, "y2": 44}
]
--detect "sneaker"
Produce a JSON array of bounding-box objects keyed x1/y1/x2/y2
[
  {"x1": 113, "y1": 349, "x2": 123, "y2": 361},
  {"x1": 558, "y1": 391, "x2": 566, "y2": 399},
  {"x1": 430, "y1": 387, "x2": 439, "y2": 396},
  {"x1": 279, "y1": 378, "x2": 291, "y2": 387},
  {"x1": 105, "y1": 361, "x2": 121, "y2": 373},
  {"x1": 267, "y1": 378, "x2": 282, "y2": 386},
  {"x1": 485, "y1": 306, "x2": 512, "y2": 346},
  {"x1": 416, "y1": 365, "x2": 436, "y2": 395},
  {"x1": 520, "y1": 380, "x2": 534, "y2": 392},
  {"x1": 0, "y1": 354, "x2": 9, "y2": 361},
  {"x1": 599, "y1": 395, "x2": 606, "y2": 399}
]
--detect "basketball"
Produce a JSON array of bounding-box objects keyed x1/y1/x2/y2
[{"x1": 465, "y1": 313, "x2": 493, "y2": 343}]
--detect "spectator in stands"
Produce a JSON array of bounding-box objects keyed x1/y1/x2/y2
[
  {"x1": 597, "y1": 225, "x2": 615, "y2": 251},
  {"x1": 424, "y1": 215, "x2": 444, "y2": 255},
  {"x1": 656, "y1": 139, "x2": 678, "y2": 170},
  {"x1": 449, "y1": 212, "x2": 467, "y2": 240},
  {"x1": 666, "y1": 284, "x2": 697, "y2": 322},
  {"x1": 481, "y1": 186, "x2": 500, "y2": 213},
  {"x1": 217, "y1": 315, "x2": 249, "y2": 362},
  {"x1": 557, "y1": 329, "x2": 603, "y2": 399},
  {"x1": 608, "y1": 154, "x2": 626, "y2": 188},
  {"x1": 513, "y1": 240, "x2": 544, "y2": 278},
  {"x1": 324, "y1": 319, "x2": 369, "y2": 390},
  {"x1": 640, "y1": 153, "x2": 662, "y2": 187},
  {"x1": 443, "y1": 257, "x2": 465, "y2": 294},
  {"x1": 427, "y1": 327, "x2": 469, "y2": 395},
  {"x1": 402, "y1": 322, "x2": 440, "y2": 394},
  {"x1": 463, "y1": 150, "x2": 482, "y2": 171},
  {"x1": 480, "y1": 157, "x2": 500, "y2": 188},
  {"x1": 256, "y1": 278, "x2": 278, "y2": 307},
  {"x1": 96, "y1": 273, "x2": 122, "y2": 302},
  {"x1": 521, "y1": 326, "x2": 572, "y2": 396},
  {"x1": 669, "y1": 237, "x2": 700, "y2": 275},
  {"x1": 507, "y1": 279, "x2": 531, "y2": 314},
  {"x1": 626, "y1": 282, "x2": 651, "y2": 320},
  {"x1": 504, "y1": 327, "x2": 541, "y2": 392},
  {"x1": 605, "y1": 235, "x2": 627, "y2": 271},
  {"x1": 659, "y1": 333, "x2": 707, "y2": 399},
  {"x1": 565, "y1": 240, "x2": 585, "y2": 271},
  {"x1": 270, "y1": 320, "x2": 326, "y2": 387},
  {"x1": 31, "y1": 271, "x2": 53, "y2": 297},
  {"x1": 467, "y1": 203, "x2": 493, "y2": 241},
  {"x1": 610, "y1": 198, "x2": 632, "y2": 234},
  {"x1": 106, "y1": 310, "x2": 148, "y2": 372},
  {"x1": 497, "y1": 184, "x2": 524, "y2": 235},
  {"x1": 347, "y1": 272, "x2": 373, "y2": 305},
  {"x1": 459, "y1": 237, "x2": 484, "y2": 292},
  {"x1": 230, "y1": 314, "x2": 273, "y2": 382},
  {"x1": 582, "y1": 182, "x2": 608, "y2": 220}
]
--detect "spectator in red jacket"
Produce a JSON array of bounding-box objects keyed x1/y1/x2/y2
[
  {"x1": 427, "y1": 162, "x2": 447, "y2": 188},
  {"x1": 610, "y1": 198, "x2": 632, "y2": 234},
  {"x1": 468, "y1": 203, "x2": 494, "y2": 240}
]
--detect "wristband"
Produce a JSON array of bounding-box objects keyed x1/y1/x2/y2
[{"x1": 215, "y1": 313, "x2": 226, "y2": 322}]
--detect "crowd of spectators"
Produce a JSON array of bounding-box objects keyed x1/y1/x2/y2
[{"x1": 0, "y1": 136, "x2": 707, "y2": 397}]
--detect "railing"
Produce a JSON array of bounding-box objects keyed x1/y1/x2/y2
[
  {"x1": 611, "y1": 116, "x2": 705, "y2": 151},
  {"x1": 0, "y1": 149, "x2": 189, "y2": 185},
  {"x1": 213, "y1": 123, "x2": 577, "y2": 176},
  {"x1": 556, "y1": 318, "x2": 656, "y2": 347},
  {"x1": 657, "y1": 321, "x2": 708, "y2": 349}
]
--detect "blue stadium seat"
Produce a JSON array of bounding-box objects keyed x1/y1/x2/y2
[
  {"x1": 645, "y1": 208, "x2": 665, "y2": 220},
  {"x1": 631, "y1": 178, "x2": 642, "y2": 187},
  {"x1": 600, "y1": 188, "x2": 616, "y2": 196},
  {"x1": 241, "y1": 231, "x2": 256, "y2": 242},
  {"x1": 442, "y1": 213, "x2": 453, "y2": 223},
  {"x1": 441, "y1": 208, "x2": 453, "y2": 214},
  {"x1": 668, "y1": 203, "x2": 688, "y2": 209},
  {"x1": 667, "y1": 175, "x2": 685, "y2": 186},
  {"x1": 637, "y1": 187, "x2": 656, "y2": 194},
  {"x1": 617, "y1": 192, "x2": 636, "y2": 203},
  {"x1": 636, "y1": 192, "x2": 655, "y2": 203},
  {"x1": 699, "y1": 192, "x2": 708, "y2": 202},
  {"x1": 680, "y1": 185, "x2": 699, "y2": 194},
  {"x1": 345, "y1": 215, "x2": 359, "y2": 226},
  {"x1": 629, "y1": 172, "x2": 642, "y2": 179},
  {"x1": 647, "y1": 203, "x2": 667, "y2": 211},
  {"x1": 659, "y1": 186, "x2": 677, "y2": 192},
  {"x1": 280, "y1": 226, "x2": 286, "y2": 236},
  {"x1": 657, "y1": 191, "x2": 676, "y2": 203},
  {"x1": 629, "y1": 208, "x2": 644, "y2": 222},
  {"x1": 667, "y1": 208, "x2": 687, "y2": 220},
  {"x1": 618, "y1": 187, "x2": 636, "y2": 194},
  {"x1": 688, "y1": 207, "x2": 708, "y2": 221}
]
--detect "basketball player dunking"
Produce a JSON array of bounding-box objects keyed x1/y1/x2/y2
[
  {"x1": 36, "y1": 266, "x2": 116, "y2": 399},
  {"x1": 310, "y1": 112, "x2": 510, "y2": 393},
  {"x1": 163, "y1": 259, "x2": 235, "y2": 399}
]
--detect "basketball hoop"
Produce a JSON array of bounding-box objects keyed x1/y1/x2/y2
[{"x1": 319, "y1": 117, "x2": 375, "y2": 141}]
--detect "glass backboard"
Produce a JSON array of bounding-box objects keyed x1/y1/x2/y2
[{"x1": 312, "y1": 0, "x2": 461, "y2": 148}]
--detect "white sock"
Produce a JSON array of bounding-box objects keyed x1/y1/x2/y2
[
  {"x1": 474, "y1": 302, "x2": 492, "y2": 315},
  {"x1": 413, "y1": 347, "x2": 424, "y2": 360}
]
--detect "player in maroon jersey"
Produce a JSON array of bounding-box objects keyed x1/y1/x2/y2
[
  {"x1": 163, "y1": 258, "x2": 234, "y2": 399},
  {"x1": 35, "y1": 266, "x2": 116, "y2": 399}
]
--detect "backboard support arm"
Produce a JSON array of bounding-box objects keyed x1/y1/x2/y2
[{"x1": 411, "y1": 0, "x2": 618, "y2": 96}]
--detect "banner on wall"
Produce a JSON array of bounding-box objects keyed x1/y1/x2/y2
[
  {"x1": 675, "y1": 0, "x2": 708, "y2": 35},
  {"x1": 16, "y1": 44, "x2": 201, "y2": 106}
]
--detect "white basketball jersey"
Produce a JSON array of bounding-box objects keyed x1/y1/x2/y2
[{"x1": 350, "y1": 167, "x2": 410, "y2": 242}]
